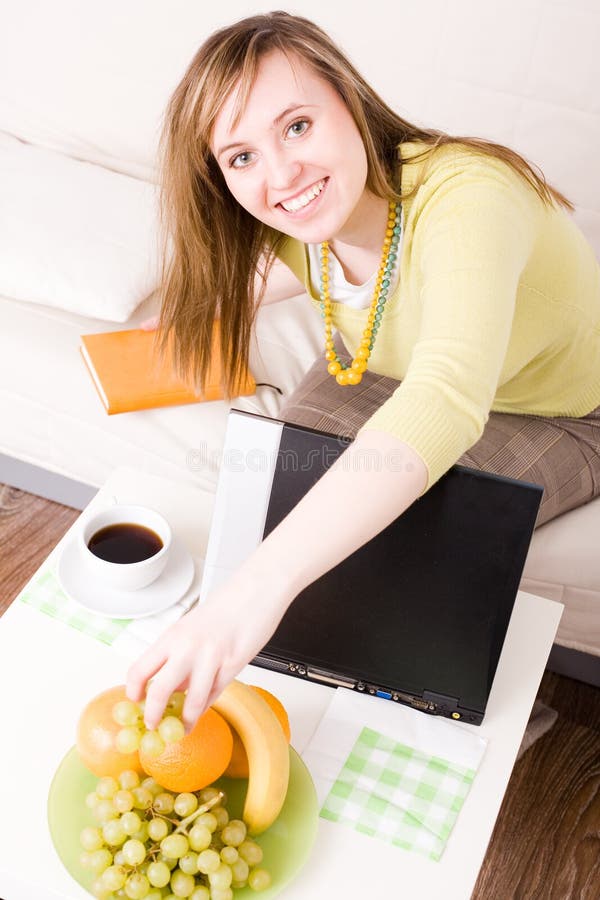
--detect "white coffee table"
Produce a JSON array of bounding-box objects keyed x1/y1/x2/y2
[{"x1": 0, "y1": 467, "x2": 563, "y2": 900}]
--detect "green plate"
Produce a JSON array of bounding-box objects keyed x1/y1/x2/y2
[{"x1": 48, "y1": 746, "x2": 318, "y2": 899}]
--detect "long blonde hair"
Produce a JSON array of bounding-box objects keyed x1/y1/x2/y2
[{"x1": 159, "y1": 10, "x2": 573, "y2": 395}]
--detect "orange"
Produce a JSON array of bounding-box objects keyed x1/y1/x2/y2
[
  {"x1": 139, "y1": 707, "x2": 233, "y2": 792},
  {"x1": 224, "y1": 685, "x2": 291, "y2": 779},
  {"x1": 76, "y1": 685, "x2": 144, "y2": 778}
]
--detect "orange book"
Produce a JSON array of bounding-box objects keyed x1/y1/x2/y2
[{"x1": 80, "y1": 327, "x2": 255, "y2": 414}]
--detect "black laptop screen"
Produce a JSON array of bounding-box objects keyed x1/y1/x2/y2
[{"x1": 260, "y1": 423, "x2": 542, "y2": 716}]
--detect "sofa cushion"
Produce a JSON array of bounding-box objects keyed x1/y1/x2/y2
[
  {"x1": 0, "y1": 289, "x2": 322, "y2": 492},
  {"x1": 0, "y1": 134, "x2": 158, "y2": 321},
  {"x1": 521, "y1": 497, "x2": 600, "y2": 656}
]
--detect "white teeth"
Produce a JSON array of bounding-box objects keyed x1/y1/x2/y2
[{"x1": 281, "y1": 179, "x2": 325, "y2": 212}]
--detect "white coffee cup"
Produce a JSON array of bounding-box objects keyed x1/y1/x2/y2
[{"x1": 79, "y1": 504, "x2": 172, "y2": 591}]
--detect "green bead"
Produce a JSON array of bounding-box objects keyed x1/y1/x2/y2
[{"x1": 393, "y1": 225, "x2": 401, "y2": 235}]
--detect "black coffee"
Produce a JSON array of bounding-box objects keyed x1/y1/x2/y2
[{"x1": 88, "y1": 523, "x2": 163, "y2": 564}]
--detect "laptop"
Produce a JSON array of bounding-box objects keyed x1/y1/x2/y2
[{"x1": 199, "y1": 409, "x2": 543, "y2": 725}]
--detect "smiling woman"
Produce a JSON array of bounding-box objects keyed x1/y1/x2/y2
[
  {"x1": 126, "y1": 11, "x2": 600, "y2": 730},
  {"x1": 210, "y1": 51, "x2": 375, "y2": 252}
]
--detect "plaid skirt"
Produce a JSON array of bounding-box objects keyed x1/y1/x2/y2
[{"x1": 279, "y1": 336, "x2": 600, "y2": 527}]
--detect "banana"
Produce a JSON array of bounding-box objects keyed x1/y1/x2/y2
[{"x1": 211, "y1": 680, "x2": 290, "y2": 834}]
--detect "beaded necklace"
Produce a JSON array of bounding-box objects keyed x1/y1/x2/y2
[{"x1": 319, "y1": 200, "x2": 401, "y2": 385}]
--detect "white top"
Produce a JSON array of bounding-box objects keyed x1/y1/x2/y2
[{"x1": 307, "y1": 239, "x2": 402, "y2": 310}]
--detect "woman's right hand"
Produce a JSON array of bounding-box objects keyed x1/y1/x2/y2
[{"x1": 140, "y1": 315, "x2": 160, "y2": 331}]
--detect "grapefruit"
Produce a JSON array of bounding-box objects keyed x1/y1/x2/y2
[{"x1": 76, "y1": 685, "x2": 144, "y2": 778}]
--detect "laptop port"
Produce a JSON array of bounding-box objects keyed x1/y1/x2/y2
[
  {"x1": 412, "y1": 699, "x2": 432, "y2": 711},
  {"x1": 392, "y1": 691, "x2": 431, "y2": 711},
  {"x1": 306, "y1": 667, "x2": 356, "y2": 689}
]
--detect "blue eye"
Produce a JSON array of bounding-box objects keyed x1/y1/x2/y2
[
  {"x1": 230, "y1": 151, "x2": 255, "y2": 169},
  {"x1": 287, "y1": 119, "x2": 310, "y2": 138}
]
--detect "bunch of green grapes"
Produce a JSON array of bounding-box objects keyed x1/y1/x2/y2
[
  {"x1": 111, "y1": 692, "x2": 186, "y2": 758},
  {"x1": 81, "y1": 770, "x2": 272, "y2": 899}
]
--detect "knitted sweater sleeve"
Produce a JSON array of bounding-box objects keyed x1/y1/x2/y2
[{"x1": 359, "y1": 161, "x2": 539, "y2": 490}]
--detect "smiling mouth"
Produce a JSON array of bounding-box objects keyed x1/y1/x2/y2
[{"x1": 279, "y1": 178, "x2": 327, "y2": 213}]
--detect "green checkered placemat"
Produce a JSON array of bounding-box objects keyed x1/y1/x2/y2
[
  {"x1": 320, "y1": 726, "x2": 476, "y2": 860},
  {"x1": 20, "y1": 569, "x2": 130, "y2": 645}
]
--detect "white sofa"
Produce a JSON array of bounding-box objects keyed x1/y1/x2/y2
[{"x1": 1, "y1": 0, "x2": 598, "y2": 679}]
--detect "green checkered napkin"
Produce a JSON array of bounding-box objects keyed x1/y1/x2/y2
[
  {"x1": 320, "y1": 726, "x2": 475, "y2": 860},
  {"x1": 19, "y1": 568, "x2": 130, "y2": 645}
]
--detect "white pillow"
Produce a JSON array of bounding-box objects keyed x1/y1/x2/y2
[{"x1": 0, "y1": 133, "x2": 159, "y2": 321}]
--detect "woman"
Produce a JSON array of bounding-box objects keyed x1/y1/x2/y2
[{"x1": 127, "y1": 11, "x2": 600, "y2": 730}]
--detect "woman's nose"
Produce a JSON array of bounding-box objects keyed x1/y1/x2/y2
[{"x1": 266, "y1": 150, "x2": 302, "y2": 191}]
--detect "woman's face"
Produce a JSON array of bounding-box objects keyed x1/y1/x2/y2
[{"x1": 210, "y1": 49, "x2": 370, "y2": 244}]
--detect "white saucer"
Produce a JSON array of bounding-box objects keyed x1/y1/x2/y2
[{"x1": 56, "y1": 536, "x2": 195, "y2": 620}]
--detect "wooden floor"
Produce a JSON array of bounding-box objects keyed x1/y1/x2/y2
[{"x1": 1, "y1": 483, "x2": 598, "y2": 899}]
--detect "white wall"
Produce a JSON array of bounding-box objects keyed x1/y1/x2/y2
[{"x1": 1, "y1": 0, "x2": 598, "y2": 252}]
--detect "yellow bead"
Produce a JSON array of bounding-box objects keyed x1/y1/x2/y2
[
  {"x1": 360, "y1": 338, "x2": 371, "y2": 350},
  {"x1": 383, "y1": 237, "x2": 391, "y2": 247},
  {"x1": 347, "y1": 370, "x2": 362, "y2": 385},
  {"x1": 327, "y1": 361, "x2": 341, "y2": 376},
  {"x1": 356, "y1": 347, "x2": 370, "y2": 360},
  {"x1": 325, "y1": 349, "x2": 336, "y2": 361},
  {"x1": 351, "y1": 359, "x2": 368, "y2": 373},
  {"x1": 336, "y1": 370, "x2": 349, "y2": 385},
  {"x1": 363, "y1": 328, "x2": 373, "y2": 338},
  {"x1": 385, "y1": 227, "x2": 394, "y2": 238},
  {"x1": 324, "y1": 314, "x2": 333, "y2": 325},
  {"x1": 325, "y1": 339, "x2": 335, "y2": 350}
]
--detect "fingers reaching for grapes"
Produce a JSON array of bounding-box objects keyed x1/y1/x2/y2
[
  {"x1": 181, "y1": 656, "x2": 222, "y2": 733},
  {"x1": 142, "y1": 656, "x2": 196, "y2": 731},
  {"x1": 126, "y1": 645, "x2": 167, "y2": 705},
  {"x1": 125, "y1": 567, "x2": 294, "y2": 731}
]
